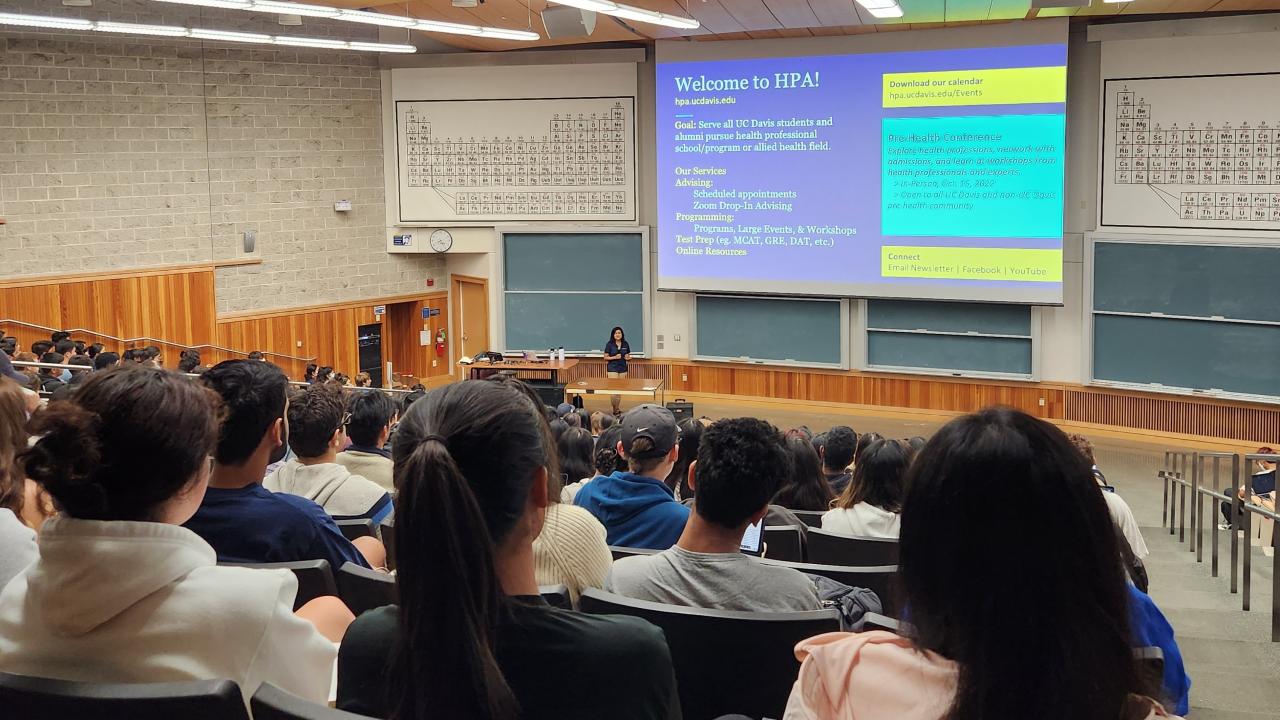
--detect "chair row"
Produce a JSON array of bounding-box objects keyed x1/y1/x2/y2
[
  {"x1": 225, "y1": 559, "x2": 571, "y2": 616},
  {"x1": 766, "y1": 516, "x2": 900, "y2": 567},
  {"x1": 610, "y1": 545, "x2": 902, "y2": 616}
]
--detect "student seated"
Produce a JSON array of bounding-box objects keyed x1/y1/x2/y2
[
  {"x1": 560, "y1": 424, "x2": 624, "y2": 504},
  {"x1": 785, "y1": 408, "x2": 1187, "y2": 720},
  {"x1": 265, "y1": 383, "x2": 393, "y2": 524},
  {"x1": 821, "y1": 439, "x2": 908, "y2": 539},
  {"x1": 0, "y1": 379, "x2": 39, "y2": 591},
  {"x1": 1069, "y1": 433, "x2": 1149, "y2": 560},
  {"x1": 775, "y1": 433, "x2": 835, "y2": 512},
  {"x1": 606, "y1": 417, "x2": 822, "y2": 612},
  {"x1": 0, "y1": 366, "x2": 335, "y2": 706},
  {"x1": 573, "y1": 404, "x2": 691, "y2": 550},
  {"x1": 337, "y1": 380, "x2": 679, "y2": 720},
  {"x1": 185, "y1": 360, "x2": 378, "y2": 570},
  {"x1": 335, "y1": 389, "x2": 397, "y2": 493},
  {"x1": 1219, "y1": 448, "x2": 1276, "y2": 531},
  {"x1": 819, "y1": 425, "x2": 857, "y2": 495}
]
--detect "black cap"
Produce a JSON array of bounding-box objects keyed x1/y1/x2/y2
[{"x1": 620, "y1": 404, "x2": 678, "y2": 460}]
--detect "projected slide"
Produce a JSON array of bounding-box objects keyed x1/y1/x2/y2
[{"x1": 656, "y1": 43, "x2": 1067, "y2": 303}]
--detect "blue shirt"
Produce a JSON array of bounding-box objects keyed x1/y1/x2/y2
[
  {"x1": 574, "y1": 471, "x2": 690, "y2": 550},
  {"x1": 1127, "y1": 583, "x2": 1190, "y2": 716},
  {"x1": 184, "y1": 483, "x2": 371, "y2": 570},
  {"x1": 604, "y1": 340, "x2": 630, "y2": 374}
]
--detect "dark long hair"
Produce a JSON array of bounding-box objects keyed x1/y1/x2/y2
[
  {"x1": 606, "y1": 326, "x2": 625, "y2": 347},
  {"x1": 557, "y1": 427, "x2": 595, "y2": 486},
  {"x1": 390, "y1": 380, "x2": 554, "y2": 720},
  {"x1": 834, "y1": 438, "x2": 908, "y2": 513},
  {"x1": 774, "y1": 434, "x2": 835, "y2": 511},
  {"x1": 899, "y1": 407, "x2": 1142, "y2": 720},
  {"x1": 666, "y1": 417, "x2": 703, "y2": 498},
  {"x1": 20, "y1": 366, "x2": 220, "y2": 522}
]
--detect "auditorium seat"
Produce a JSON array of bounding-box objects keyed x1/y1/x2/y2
[
  {"x1": 862, "y1": 612, "x2": 903, "y2": 633},
  {"x1": 579, "y1": 588, "x2": 840, "y2": 720},
  {"x1": 804, "y1": 527, "x2": 900, "y2": 566},
  {"x1": 609, "y1": 545, "x2": 660, "y2": 561},
  {"x1": 1134, "y1": 646, "x2": 1165, "y2": 690},
  {"x1": 790, "y1": 510, "x2": 824, "y2": 527},
  {"x1": 335, "y1": 562, "x2": 397, "y2": 616},
  {"x1": 0, "y1": 672, "x2": 247, "y2": 720},
  {"x1": 224, "y1": 560, "x2": 337, "y2": 611},
  {"x1": 762, "y1": 525, "x2": 804, "y2": 562},
  {"x1": 334, "y1": 519, "x2": 375, "y2": 542},
  {"x1": 759, "y1": 558, "x2": 900, "y2": 616},
  {"x1": 538, "y1": 584, "x2": 572, "y2": 609},
  {"x1": 251, "y1": 683, "x2": 374, "y2": 720}
]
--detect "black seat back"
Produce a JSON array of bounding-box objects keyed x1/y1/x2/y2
[
  {"x1": 579, "y1": 588, "x2": 840, "y2": 720},
  {"x1": 609, "y1": 545, "x2": 660, "y2": 561},
  {"x1": 336, "y1": 562, "x2": 397, "y2": 616},
  {"x1": 762, "y1": 526, "x2": 804, "y2": 562},
  {"x1": 790, "y1": 510, "x2": 824, "y2": 527},
  {"x1": 538, "y1": 584, "x2": 572, "y2": 609},
  {"x1": 251, "y1": 683, "x2": 374, "y2": 720},
  {"x1": 225, "y1": 560, "x2": 337, "y2": 611},
  {"x1": 804, "y1": 527, "x2": 900, "y2": 566},
  {"x1": 1134, "y1": 646, "x2": 1165, "y2": 689},
  {"x1": 334, "y1": 519, "x2": 375, "y2": 542},
  {"x1": 0, "y1": 672, "x2": 248, "y2": 720},
  {"x1": 759, "y1": 558, "x2": 901, "y2": 616}
]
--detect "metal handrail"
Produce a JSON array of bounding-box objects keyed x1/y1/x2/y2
[{"x1": 0, "y1": 318, "x2": 317, "y2": 364}]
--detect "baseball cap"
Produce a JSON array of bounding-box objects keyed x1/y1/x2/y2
[
  {"x1": 620, "y1": 404, "x2": 679, "y2": 459},
  {"x1": 555, "y1": 402, "x2": 575, "y2": 417}
]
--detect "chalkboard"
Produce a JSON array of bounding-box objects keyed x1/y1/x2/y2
[
  {"x1": 504, "y1": 233, "x2": 643, "y2": 292},
  {"x1": 868, "y1": 333, "x2": 1033, "y2": 375},
  {"x1": 1094, "y1": 314, "x2": 1280, "y2": 396},
  {"x1": 505, "y1": 293, "x2": 644, "y2": 354},
  {"x1": 868, "y1": 299, "x2": 1031, "y2": 336},
  {"x1": 501, "y1": 232, "x2": 646, "y2": 353},
  {"x1": 1094, "y1": 241, "x2": 1280, "y2": 323},
  {"x1": 694, "y1": 296, "x2": 844, "y2": 367}
]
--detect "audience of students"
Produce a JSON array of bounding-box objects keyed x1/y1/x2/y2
[
  {"x1": 337, "y1": 380, "x2": 680, "y2": 720},
  {"x1": 560, "y1": 423, "x2": 624, "y2": 504},
  {"x1": 664, "y1": 416, "x2": 704, "y2": 500},
  {"x1": 573, "y1": 404, "x2": 691, "y2": 549},
  {"x1": 821, "y1": 438, "x2": 909, "y2": 539},
  {"x1": 776, "y1": 433, "x2": 837, "y2": 512},
  {"x1": 335, "y1": 389, "x2": 398, "y2": 493},
  {"x1": 557, "y1": 426, "x2": 596, "y2": 486},
  {"x1": 264, "y1": 383, "x2": 393, "y2": 525},
  {"x1": 0, "y1": 366, "x2": 337, "y2": 706},
  {"x1": 819, "y1": 425, "x2": 857, "y2": 494},
  {"x1": 607, "y1": 417, "x2": 822, "y2": 612},
  {"x1": 785, "y1": 408, "x2": 1186, "y2": 720},
  {"x1": 184, "y1": 360, "x2": 378, "y2": 570},
  {"x1": 590, "y1": 410, "x2": 616, "y2": 436}
]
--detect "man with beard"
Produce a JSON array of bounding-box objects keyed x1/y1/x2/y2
[{"x1": 184, "y1": 360, "x2": 381, "y2": 570}]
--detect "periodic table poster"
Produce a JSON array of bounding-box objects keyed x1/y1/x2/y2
[
  {"x1": 395, "y1": 97, "x2": 636, "y2": 223},
  {"x1": 1100, "y1": 73, "x2": 1280, "y2": 232}
]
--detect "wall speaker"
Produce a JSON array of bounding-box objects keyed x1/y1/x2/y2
[{"x1": 541, "y1": 6, "x2": 596, "y2": 39}]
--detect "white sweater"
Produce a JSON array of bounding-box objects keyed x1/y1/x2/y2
[
  {"x1": 533, "y1": 503, "x2": 613, "y2": 603},
  {"x1": 821, "y1": 503, "x2": 902, "y2": 539},
  {"x1": 0, "y1": 516, "x2": 335, "y2": 707},
  {"x1": 0, "y1": 509, "x2": 36, "y2": 592}
]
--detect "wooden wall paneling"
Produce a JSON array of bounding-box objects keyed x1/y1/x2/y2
[{"x1": 384, "y1": 295, "x2": 450, "y2": 387}]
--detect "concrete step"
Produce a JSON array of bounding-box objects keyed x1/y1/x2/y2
[
  {"x1": 1181, "y1": 667, "x2": 1280, "y2": 715},
  {"x1": 1187, "y1": 707, "x2": 1280, "y2": 720},
  {"x1": 1162, "y1": 608, "x2": 1275, "y2": 643},
  {"x1": 1175, "y1": 637, "x2": 1280, "y2": 673}
]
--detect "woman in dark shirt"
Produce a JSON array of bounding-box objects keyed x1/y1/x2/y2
[
  {"x1": 603, "y1": 326, "x2": 631, "y2": 416},
  {"x1": 336, "y1": 380, "x2": 678, "y2": 720}
]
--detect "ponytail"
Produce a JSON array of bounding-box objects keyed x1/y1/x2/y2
[
  {"x1": 390, "y1": 437, "x2": 517, "y2": 720},
  {"x1": 23, "y1": 402, "x2": 108, "y2": 518},
  {"x1": 388, "y1": 380, "x2": 551, "y2": 720}
]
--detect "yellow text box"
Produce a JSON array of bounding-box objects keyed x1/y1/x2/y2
[
  {"x1": 881, "y1": 246, "x2": 1062, "y2": 283},
  {"x1": 882, "y1": 66, "x2": 1066, "y2": 108}
]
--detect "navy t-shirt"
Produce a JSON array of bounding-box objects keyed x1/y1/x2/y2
[
  {"x1": 605, "y1": 339, "x2": 630, "y2": 374},
  {"x1": 184, "y1": 483, "x2": 371, "y2": 569}
]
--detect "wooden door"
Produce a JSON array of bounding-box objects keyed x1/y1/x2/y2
[{"x1": 452, "y1": 275, "x2": 489, "y2": 362}]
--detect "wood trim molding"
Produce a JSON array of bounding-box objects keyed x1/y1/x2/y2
[
  {"x1": 216, "y1": 291, "x2": 448, "y2": 323},
  {"x1": 0, "y1": 258, "x2": 261, "y2": 289}
]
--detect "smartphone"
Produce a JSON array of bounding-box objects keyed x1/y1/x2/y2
[{"x1": 739, "y1": 519, "x2": 764, "y2": 556}]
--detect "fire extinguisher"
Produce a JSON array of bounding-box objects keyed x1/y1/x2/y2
[{"x1": 435, "y1": 328, "x2": 447, "y2": 358}]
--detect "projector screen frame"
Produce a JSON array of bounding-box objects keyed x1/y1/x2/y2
[{"x1": 654, "y1": 19, "x2": 1070, "y2": 307}]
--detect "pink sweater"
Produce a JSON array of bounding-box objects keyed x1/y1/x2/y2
[{"x1": 783, "y1": 631, "x2": 1180, "y2": 720}]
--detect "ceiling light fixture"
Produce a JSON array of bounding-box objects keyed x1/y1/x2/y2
[
  {"x1": 550, "y1": 0, "x2": 699, "y2": 29},
  {"x1": 0, "y1": 11, "x2": 417, "y2": 51},
  {"x1": 854, "y1": 0, "x2": 904, "y2": 19},
  {"x1": 150, "y1": 0, "x2": 541, "y2": 40}
]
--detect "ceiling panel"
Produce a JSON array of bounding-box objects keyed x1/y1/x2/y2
[
  {"x1": 762, "y1": 0, "x2": 824, "y2": 27},
  {"x1": 718, "y1": 0, "x2": 787, "y2": 30},
  {"x1": 805, "y1": 0, "x2": 865, "y2": 26}
]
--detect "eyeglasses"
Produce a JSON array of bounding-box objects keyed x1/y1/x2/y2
[{"x1": 335, "y1": 412, "x2": 352, "y2": 434}]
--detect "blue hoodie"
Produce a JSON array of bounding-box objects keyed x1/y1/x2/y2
[
  {"x1": 1127, "y1": 583, "x2": 1190, "y2": 716},
  {"x1": 573, "y1": 471, "x2": 690, "y2": 550}
]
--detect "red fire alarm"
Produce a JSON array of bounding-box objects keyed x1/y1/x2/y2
[{"x1": 426, "y1": 278, "x2": 435, "y2": 287}]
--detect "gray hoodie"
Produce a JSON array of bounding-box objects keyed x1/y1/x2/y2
[{"x1": 264, "y1": 460, "x2": 393, "y2": 524}]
